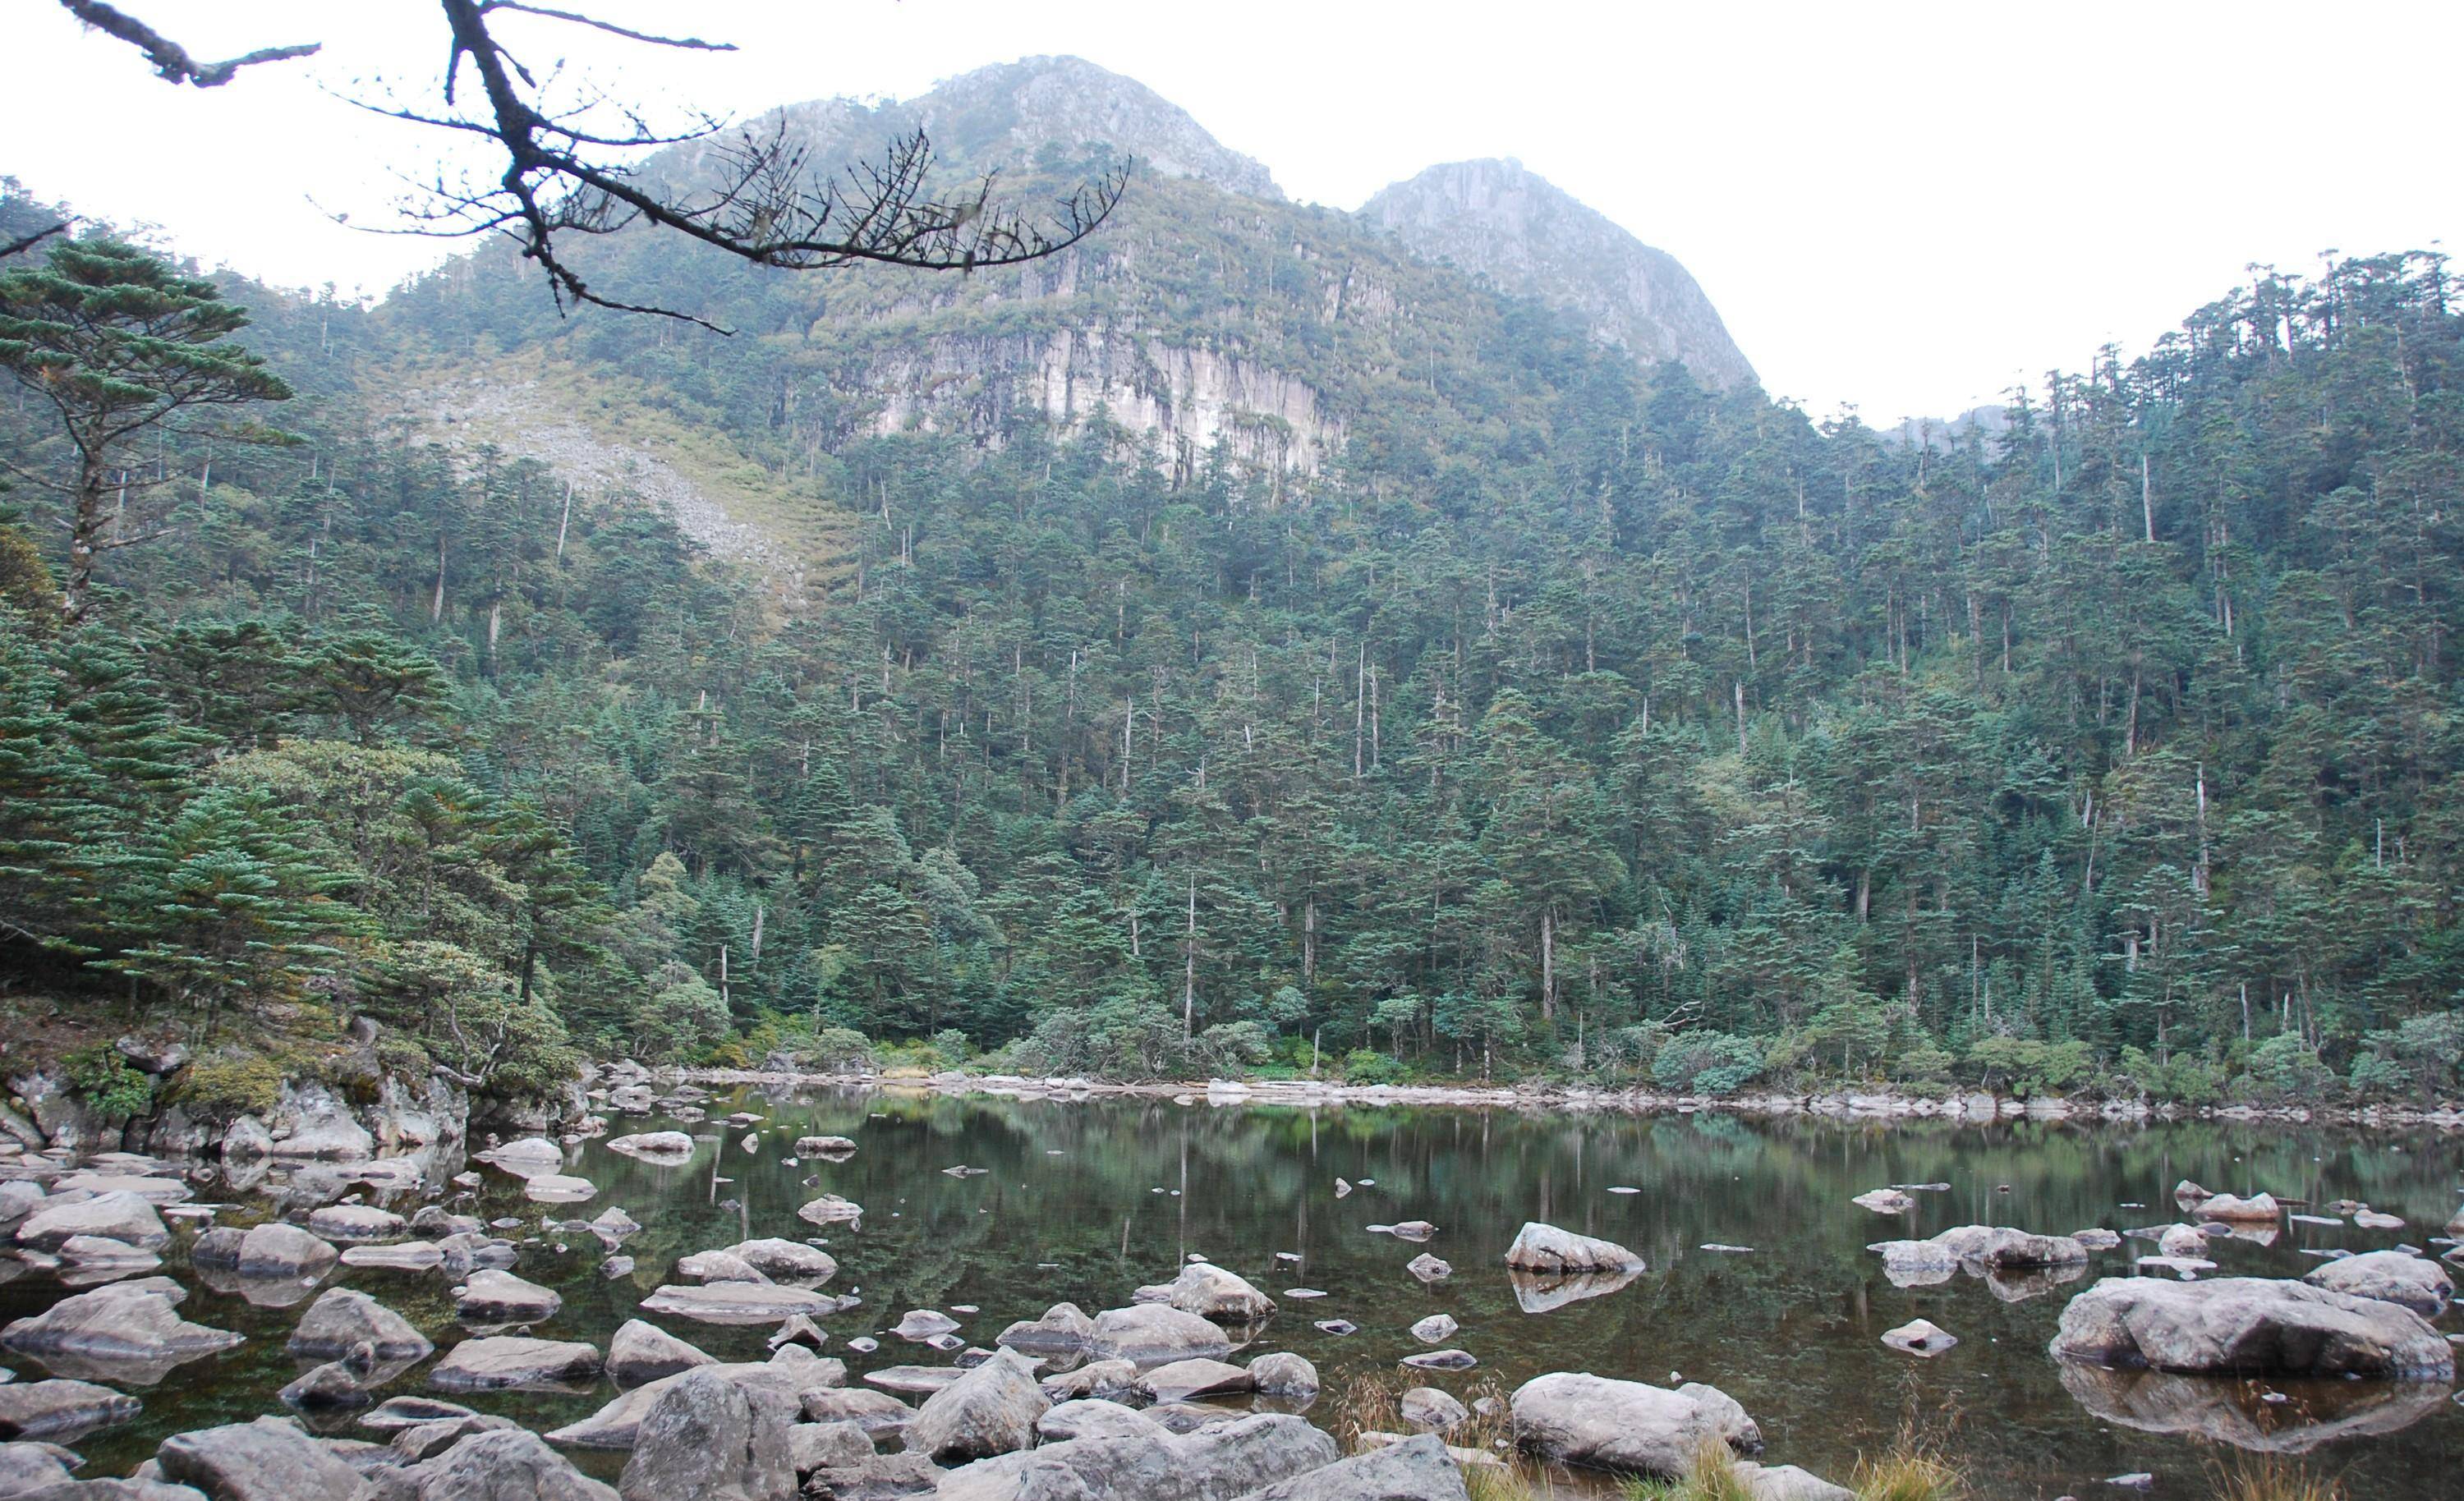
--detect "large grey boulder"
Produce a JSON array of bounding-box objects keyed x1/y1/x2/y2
[
  {"x1": 1137, "y1": 1358, "x2": 1254, "y2": 1401},
  {"x1": 403, "y1": 1425, "x2": 618, "y2": 1500},
  {"x1": 1166, "y1": 1264, "x2": 1276, "y2": 1323},
  {"x1": 788, "y1": 1420, "x2": 873, "y2": 1474},
  {"x1": 1087, "y1": 1305, "x2": 1231, "y2": 1365},
  {"x1": 453, "y1": 1269, "x2": 561, "y2": 1324},
  {"x1": 0, "y1": 1280, "x2": 242, "y2": 1371},
  {"x1": 289, "y1": 1288, "x2": 434, "y2": 1361},
  {"x1": 1510, "y1": 1372, "x2": 1762, "y2": 1477},
  {"x1": 266, "y1": 1082, "x2": 376, "y2": 1159},
  {"x1": 0, "y1": 1439, "x2": 76, "y2": 1493},
  {"x1": 0, "y1": 1378, "x2": 142, "y2": 1440},
  {"x1": 2301, "y1": 1251, "x2": 2453, "y2": 1318},
  {"x1": 905, "y1": 1348, "x2": 1047, "y2": 1463},
  {"x1": 197, "y1": 1223, "x2": 339, "y2": 1278},
  {"x1": 15, "y1": 1192, "x2": 168, "y2": 1252},
  {"x1": 429, "y1": 1336, "x2": 602, "y2": 1391},
  {"x1": 933, "y1": 1412, "x2": 1336, "y2": 1501},
  {"x1": 799, "y1": 1386, "x2": 917, "y2": 1439},
  {"x1": 155, "y1": 1416, "x2": 368, "y2": 1500},
  {"x1": 1229, "y1": 1432, "x2": 1469, "y2": 1501},
  {"x1": 1248, "y1": 1353, "x2": 1317, "y2": 1398},
  {"x1": 1037, "y1": 1400, "x2": 1162, "y2": 1444},
  {"x1": 550, "y1": 1353, "x2": 846, "y2": 1450},
  {"x1": 616, "y1": 1367, "x2": 796, "y2": 1501},
  {"x1": 1502, "y1": 1223, "x2": 1645, "y2": 1275},
  {"x1": 2048, "y1": 1276, "x2": 2453, "y2": 1377},
  {"x1": 996, "y1": 1303, "x2": 1094, "y2": 1353},
  {"x1": 607, "y1": 1320, "x2": 717, "y2": 1386}
]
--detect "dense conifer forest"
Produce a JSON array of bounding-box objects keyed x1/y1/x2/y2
[{"x1": 3, "y1": 158, "x2": 2460, "y2": 1110}]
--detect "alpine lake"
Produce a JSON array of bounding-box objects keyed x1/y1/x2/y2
[{"x1": 5, "y1": 1086, "x2": 2462, "y2": 1498}]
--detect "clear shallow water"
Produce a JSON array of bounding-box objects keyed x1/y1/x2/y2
[{"x1": 5, "y1": 1089, "x2": 2462, "y2": 1496}]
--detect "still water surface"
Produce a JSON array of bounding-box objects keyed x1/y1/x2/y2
[{"x1": 7, "y1": 1089, "x2": 2462, "y2": 1496}]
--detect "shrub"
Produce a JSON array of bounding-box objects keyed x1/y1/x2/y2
[
  {"x1": 1964, "y1": 1035, "x2": 2089, "y2": 1096},
  {"x1": 2346, "y1": 1013, "x2": 2464, "y2": 1099},
  {"x1": 1652, "y1": 1031, "x2": 1763, "y2": 1095},
  {"x1": 173, "y1": 1050, "x2": 286, "y2": 1117},
  {"x1": 1340, "y1": 1049, "x2": 1401, "y2": 1085},
  {"x1": 63, "y1": 1045, "x2": 154, "y2": 1118},
  {"x1": 2238, "y1": 1033, "x2": 2333, "y2": 1103}
]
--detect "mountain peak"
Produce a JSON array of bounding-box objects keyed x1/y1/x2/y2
[
  {"x1": 1361, "y1": 158, "x2": 1754, "y2": 390},
  {"x1": 885, "y1": 56, "x2": 1282, "y2": 201}
]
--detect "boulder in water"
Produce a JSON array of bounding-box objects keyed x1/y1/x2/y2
[
  {"x1": 2048, "y1": 1276, "x2": 2452, "y2": 1378},
  {"x1": 1504, "y1": 1222, "x2": 1645, "y2": 1275}
]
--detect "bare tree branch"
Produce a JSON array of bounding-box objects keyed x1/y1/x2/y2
[
  {"x1": 56, "y1": 0, "x2": 319, "y2": 87},
  {"x1": 477, "y1": 2, "x2": 738, "y2": 53},
  {"x1": 55, "y1": 0, "x2": 1129, "y2": 329},
  {"x1": 1, "y1": 223, "x2": 72, "y2": 260}
]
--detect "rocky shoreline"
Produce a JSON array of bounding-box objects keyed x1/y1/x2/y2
[{"x1": 683, "y1": 1067, "x2": 2464, "y2": 1131}]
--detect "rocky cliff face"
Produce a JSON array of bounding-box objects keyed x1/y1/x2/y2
[
  {"x1": 1360, "y1": 158, "x2": 1756, "y2": 391},
  {"x1": 862, "y1": 326, "x2": 1342, "y2": 477}
]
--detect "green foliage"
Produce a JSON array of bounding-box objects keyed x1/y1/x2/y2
[
  {"x1": 1340, "y1": 1049, "x2": 1402, "y2": 1085},
  {"x1": 1965, "y1": 1036, "x2": 2091, "y2": 1096},
  {"x1": 1653, "y1": 1031, "x2": 1764, "y2": 1095},
  {"x1": 2237, "y1": 1034, "x2": 2334, "y2": 1103},
  {"x1": 62, "y1": 1044, "x2": 153, "y2": 1118},
  {"x1": 6, "y1": 177, "x2": 2463, "y2": 1108},
  {"x1": 172, "y1": 1050, "x2": 287, "y2": 1116}
]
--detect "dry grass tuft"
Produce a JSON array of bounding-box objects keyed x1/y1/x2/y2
[{"x1": 2209, "y1": 1457, "x2": 2347, "y2": 1501}]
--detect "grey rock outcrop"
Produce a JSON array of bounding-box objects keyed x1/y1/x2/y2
[
  {"x1": 408, "y1": 1425, "x2": 620, "y2": 1500},
  {"x1": 905, "y1": 1347, "x2": 1047, "y2": 1463},
  {"x1": 2301, "y1": 1250, "x2": 2453, "y2": 1318},
  {"x1": 1510, "y1": 1372, "x2": 1762, "y2": 1477},
  {"x1": 932, "y1": 1411, "x2": 1335, "y2": 1501},
  {"x1": 1230, "y1": 1432, "x2": 1469, "y2": 1501},
  {"x1": 1503, "y1": 1223, "x2": 1645, "y2": 1275},
  {"x1": 607, "y1": 1319, "x2": 717, "y2": 1386},
  {"x1": 617, "y1": 1366, "x2": 796, "y2": 1501},
  {"x1": 429, "y1": 1336, "x2": 602, "y2": 1391},
  {"x1": 2048, "y1": 1276, "x2": 2453, "y2": 1378},
  {"x1": 155, "y1": 1416, "x2": 369, "y2": 1499},
  {"x1": 1088, "y1": 1305, "x2": 1232, "y2": 1365},
  {"x1": 289, "y1": 1288, "x2": 434, "y2": 1361}
]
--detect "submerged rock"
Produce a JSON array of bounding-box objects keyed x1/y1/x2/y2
[{"x1": 1852, "y1": 1189, "x2": 1915, "y2": 1214}]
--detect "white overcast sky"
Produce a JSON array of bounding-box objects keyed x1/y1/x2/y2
[{"x1": 6, "y1": 1, "x2": 2457, "y2": 424}]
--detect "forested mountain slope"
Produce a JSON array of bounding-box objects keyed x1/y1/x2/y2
[{"x1": 1, "y1": 57, "x2": 2459, "y2": 1109}]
